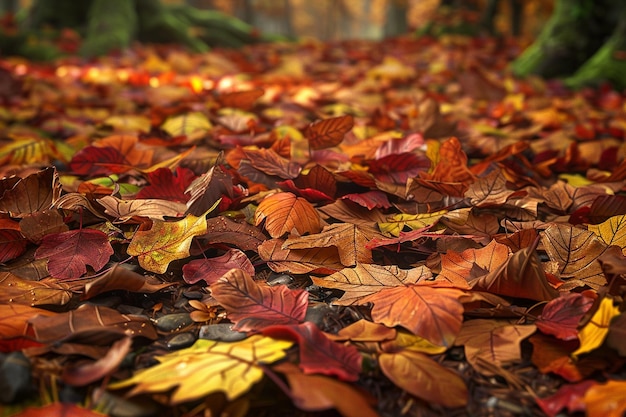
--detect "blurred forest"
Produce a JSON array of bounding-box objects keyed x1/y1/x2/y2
[{"x1": 2, "y1": 0, "x2": 553, "y2": 42}]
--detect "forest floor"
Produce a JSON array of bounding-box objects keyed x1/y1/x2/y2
[{"x1": 0, "y1": 31, "x2": 626, "y2": 417}]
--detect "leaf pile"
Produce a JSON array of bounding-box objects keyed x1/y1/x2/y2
[{"x1": 1, "y1": 35, "x2": 626, "y2": 417}]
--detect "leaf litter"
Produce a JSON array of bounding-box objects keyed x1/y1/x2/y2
[{"x1": 1, "y1": 33, "x2": 626, "y2": 417}]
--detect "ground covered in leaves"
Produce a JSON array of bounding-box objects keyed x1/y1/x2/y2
[{"x1": 1, "y1": 33, "x2": 626, "y2": 417}]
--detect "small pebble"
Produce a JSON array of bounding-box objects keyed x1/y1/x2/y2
[
  {"x1": 0, "y1": 352, "x2": 32, "y2": 403},
  {"x1": 304, "y1": 302, "x2": 334, "y2": 327},
  {"x1": 267, "y1": 274, "x2": 294, "y2": 287},
  {"x1": 199, "y1": 323, "x2": 247, "y2": 342},
  {"x1": 167, "y1": 332, "x2": 196, "y2": 350},
  {"x1": 155, "y1": 313, "x2": 193, "y2": 332},
  {"x1": 183, "y1": 290, "x2": 203, "y2": 300}
]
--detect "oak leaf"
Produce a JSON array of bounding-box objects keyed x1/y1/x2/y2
[
  {"x1": 109, "y1": 335, "x2": 292, "y2": 404},
  {"x1": 210, "y1": 268, "x2": 308, "y2": 331},
  {"x1": 35, "y1": 229, "x2": 114, "y2": 280},
  {"x1": 127, "y1": 211, "x2": 210, "y2": 274},
  {"x1": 254, "y1": 192, "x2": 321, "y2": 238}
]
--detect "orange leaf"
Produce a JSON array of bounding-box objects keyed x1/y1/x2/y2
[
  {"x1": 379, "y1": 350, "x2": 467, "y2": 407},
  {"x1": 254, "y1": 192, "x2": 321, "y2": 238},
  {"x1": 584, "y1": 379, "x2": 626, "y2": 417},
  {"x1": 305, "y1": 115, "x2": 354, "y2": 150},
  {"x1": 438, "y1": 239, "x2": 510, "y2": 287}
]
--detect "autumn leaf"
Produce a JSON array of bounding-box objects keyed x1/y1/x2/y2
[
  {"x1": 282, "y1": 223, "x2": 379, "y2": 266},
  {"x1": 330, "y1": 319, "x2": 397, "y2": 343},
  {"x1": 274, "y1": 362, "x2": 379, "y2": 417},
  {"x1": 583, "y1": 379, "x2": 626, "y2": 417},
  {"x1": 0, "y1": 167, "x2": 61, "y2": 217},
  {"x1": 34, "y1": 229, "x2": 114, "y2": 280},
  {"x1": 254, "y1": 192, "x2": 321, "y2": 238},
  {"x1": 161, "y1": 111, "x2": 212, "y2": 142},
  {"x1": 541, "y1": 223, "x2": 607, "y2": 290},
  {"x1": 9, "y1": 403, "x2": 107, "y2": 417},
  {"x1": 380, "y1": 330, "x2": 447, "y2": 355},
  {"x1": 0, "y1": 272, "x2": 71, "y2": 306},
  {"x1": 0, "y1": 303, "x2": 56, "y2": 341},
  {"x1": 263, "y1": 322, "x2": 362, "y2": 381},
  {"x1": 135, "y1": 166, "x2": 196, "y2": 203},
  {"x1": 438, "y1": 239, "x2": 510, "y2": 288},
  {"x1": 82, "y1": 264, "x2": 175, "y2": 300},
  {"x1": 127, "y1": 210, "x2": 211, "y2": 274},
  {"x1": 464, "y1": 168, "x2": 517, "y2": 207},
  {"x1": 536, "y1": 293, "x2": 595, "y2": 341},
  {"x1": 455, "y1": 319, "x2": 536, "y2": 375},
  {"x1": 210, "y1": 268, "x2": 309, "y2": 331},
  {"x1": 587, "y1": 214, "x2": 626, "y2": 252},
  {"x1": 364, "y1": 284, "x2": 465, "y2": 347},
  {"x1": 378, "y1": 211, "x2": 446, "y2": 237},
  {"x1": 182, "y1": 249, "x2": 255, "y2": 285},
  {"x1": 379, "y1": 350, "x2": 468, "y2": 407},
  {"x1": 258, "y1": 238, "x2": 344, "y2": 274},
  {"x1": 572, "y1": 297, "x2": 620, "y2": 358},
  {"x1": 97, "y1": 195, "x2": 187, "y2": 222},
  {"x1": 536, "y1": 380, "x2": 595, "y2": 417},
  {"x1": 109, "y1": 335, "x2": 292, "y2": 404},
  {"x1": 305, "y1": 114, "x2": 354, "y2": 150},
  {"x1": 312, "y1": 264, "x2": 433, "y2": 305}
]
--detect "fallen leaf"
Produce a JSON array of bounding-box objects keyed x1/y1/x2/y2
[
  {"x1": 584, "y1": 379, "x2": 626, "y2": 417},
  {"x1": 109, "y1": 335, "x2": 292, "y2": 403},
  {"x1": 536, "y1": 380, "x2": 595, "y2": 417},
  {"x1": 62, "y1": 336, "x2": 132, "y2": 386},
  {"x1": 0, "y1": 167, "x2": 61, "y2": 217},
  {"x1": 182, "y1": 249, "x2": 255, "y2": 285},
  {"x1": 9, "y1": 403, "x2": 107, "y2": 417},
  {"x1": 97, "y1": 195, "x2": 187, "y2": 222},
  {"x1": 258, "y1": 238, "x2": 344, "y2": 274},
  {"x1": 572, "y1": 297, "x2": 620, "y2": 358},
  {"x1": 254, "y1": 192, "x2": 321, "y2": 238},
  {"x1": 305, "y1": 115, "x2": 354, "y2": 150},
  {"x1": 536, "y1": 293, "x2": 595, "y2": 341},
  {"x1": 210, "y1": 268, "x2": 309, "y2": 331},
  {"x1": 82, "y1": 264, "x2": 174, "y2": 299},
  {"x1": 0, "y1": 272, "x2": 71, "y2": 306}
]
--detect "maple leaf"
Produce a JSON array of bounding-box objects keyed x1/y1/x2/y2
[
  {"x1": 210, "y1": 268, "x2": 309, "y2": 331},
  {"x1": 34, "y1": 229, "x2": 114, "y2": 280},
  {"x1": 254, "y1": 192, "x2": 321, "y2": 238},
  {"x1": 127, "y1": 211, "x2": 210, "y2": 274},
  {"x1": 282, "y1": 223, "x2": 379, "y2": 266},
  {"x1": 109, "y1": 335, "x2": 292, "y2": 404}
]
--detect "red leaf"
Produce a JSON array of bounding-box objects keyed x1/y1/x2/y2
[
  {"x1": 210, "y1": 268, "x2": 309, "y2": 331},
  {"x1": 341, "y1": 190, "x2": 392, "y2": 210},
  {"x1": 182, "y1": 249, "x2": 255, "y2": 285},
  {"x1": 0, "y1": 228, "x2": 27, "y2": 262},
  {"x1": 374, "y1": 133, "x2": 424, "y2": 159},
  {"x1": 305, "y1": 115, "x2": 354, "y2": 150},
  {"x1": 136, "y1": 167, "x2": 196, "y2": 203},
  {"x1": 35, "y1": 229, "x2": 114, "y2": 280},
  {"x1": 293, "y1": 165, "x2": 337, "y2": 198},
  {"x1": 368, "y1": 152, "x2": 430, "y2": 184},
  {"x1": 536, "y1": 293, "x2": 595, "y2": 341},
  {"x1": 68, "y1": 146, "x2": 129, "y2": 176},
  {"x1": 536, "y1": 380, "x2": 596, "y2": 417},
  {"x1": 278, "y1": 179, "x2": 335, "y2": 203},
  {"x1": 262, "y1": 322, "x2": 362, "y2": 381}
]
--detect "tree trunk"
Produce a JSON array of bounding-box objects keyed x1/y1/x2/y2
[
  {"x1": 384, "y1": 0, "x2": 409, "y2": 38},
  {"x1": 511, "y1": 0, "x2": 621, "y2": 81}
]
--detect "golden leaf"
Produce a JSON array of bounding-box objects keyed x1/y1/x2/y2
[
  {"x1": 127, "y1": 210, "x2": 211, "y2": 274},
  {"x1": 109, "y1": 335, "x2": 292, "y2": 404},
  {"x1": 378, "y1": 211, "x2": 446, "y2": 237},
  {"x1": 572, "y1": 297, "x2": 620, "y2": 358},
  {"x1": 588, "y1": 215, "x2": 626, "y2": 253}
]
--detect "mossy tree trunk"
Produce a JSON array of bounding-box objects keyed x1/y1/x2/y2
[{"x1": 511, "y1": 0, "x2": 626, "y2": 89}]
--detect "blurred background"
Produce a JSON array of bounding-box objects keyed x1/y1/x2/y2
[{"x1": 2, "y1": 0, "x2": 553, "y2": 42}]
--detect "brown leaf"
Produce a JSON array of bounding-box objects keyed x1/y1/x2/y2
[
  {"x1": 62, "y1": 337, "x2": 132, "y2": 386},
  {"x1": 83, "y1": 264, "x2": 175, "y2": 300},
  {"x1": 273, "y1": 362, "x2": 379, "y2": 417},
  {"x1": 282, "y1": 223, "x2": 379, "y2": 266},
  {"x1": 439, "y1": 239, "x2": 510, "y2": 287},
  {"x1": 305, "y1": 115, "x2": 354, "y2": 150},
  {"x1": 541, "y1": 224, "x2": 607, "y2": 290},
  {"x1": 455, "y1": 319, "x2": 536, "y2": 375},
  {"x1": 258, "y1": 239, "x2": 344, "y2": 274},
  {"x1": 97, "y1": 195, "x2": 187, "y2": 222},
  {"x1": 203, "y1": 215, "x2": 267, "y2": 251},
  {"x1": 182, "y1": 249, "x2": 255, "y2": 285},
  {"x1": 242, "y1": 148, "x2": 300, "y2": 179},
  {"x1": 19, "y1": 210, "x2": 68, "y2": 243},
  {"x1": 464, "y1": 168, "x2": 515, "y2": 207},
  {"x1": 0, "y1": 272, "x2": 71, "y2": 306},
  {"x1": 0, "y1": 167, "x2": 61, "y2": 218},
  {"x1": 312, "y1": 264, "x2": 433, "y2": 306},
  {"x1": 0, "y1": 303, "x2": 56, "y2": 339},
  {"x1": 185, "y1": 164, "x2": 233, "y2": 217}
]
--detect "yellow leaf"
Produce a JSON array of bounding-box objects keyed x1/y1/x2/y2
[
  {"x1": 572, "y1": 297, "x2": 620, "y2": 358},
  {"x1": 0, "y1": 136, "x2": 57, "y2": 165},
  {"x1": 162, "y1": 112, "x2": 212, "y2": 142},
  {"x1": 103, "y1": 115, "x2": 151, "y2": 134},
  {"x1": 378, "y1": 211, "x2": 446, "y2": 237},
  {"x1": 109, "y1": 335, "x2": 292, "y2": 404},
  {"x1": 588, "y1": 215, "x2": 626, "y2": 253},
  {"x1": 380, "y1": 330, "x2": 447, "y2": 355},
  {"x1": 127, "y1": 210, "x2": 212, "y2": 273}
]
